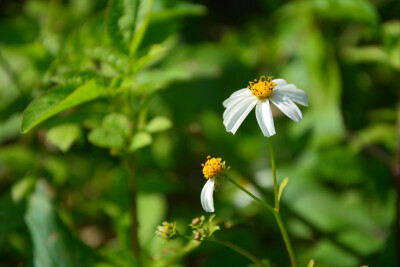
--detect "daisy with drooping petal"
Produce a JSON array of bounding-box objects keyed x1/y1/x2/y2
[
  {"x1": 200, "y1": 156, "x2": 228, "y2": 212},
  {"x1": 223, "y1": 76, "x2": 308, "y2": 137}
]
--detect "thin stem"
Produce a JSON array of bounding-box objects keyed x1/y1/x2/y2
[
  {"x1": 125, "y1": 158, "x2": 141, "y2": 264},
  {"x1": 212, "y1": 238, "x2": 267, "y2": 267},
  {"x1": 250, "y1": 179, "x2": 363, "y2": 259},
  {"x1": 273, "y1": 212, "x2": 297, "y2": 267},
  {"x1": 268, "y1": 137, "x2": 279, "y2": 210},
  {"x1": 228, "y1": 177, "x2": 297, "y2": 266},
  {"x1": 268, "y1": 137, "x2": 297, "y2": 266},
  {"x1": 228, "y1": 177, "x2": 275, "y2": 213}
]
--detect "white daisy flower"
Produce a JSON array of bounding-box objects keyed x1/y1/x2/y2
[
  {"x1": 223, "y1": 76, "x2": 308, "y2": 137},
  {"x1": 200, "y1": 156, "x2": 228, "y2": 213}
]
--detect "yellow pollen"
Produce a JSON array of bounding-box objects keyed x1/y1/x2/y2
[
  {"x1": 201, "y1": 156, "x2": 223, "y2": 179},
  {"x1": 247, "y1": 76, "x2": 276, "y2": 100}
]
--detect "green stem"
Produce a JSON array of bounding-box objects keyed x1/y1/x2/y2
[
  {"x1": 212, "y1": 238, "x2": 267, "y2": 267},
  {"x1": 268, "y1": 137, "x2": 279, "y2": 211},
  {"x1": 273, "y1": 211, "x2": 297, "y2": 267},
  {"x1": 228, "y1": 177, "x2": 297, "y2": 267},
  {"x1": 228, "y1": 178, "x2": 275, "y2": 213},
  {"x1": 269, "y1": 137, "x2": 297, "y2": 266},
  {"x1": 124, "y1": 158, "x2": 141, "y2": 264}
]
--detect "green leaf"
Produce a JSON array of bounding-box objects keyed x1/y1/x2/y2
[
  {"x1": 106, "y1": 0, "x2": 154, "y2": 54},
  {"x1": 106, "y1": 0, "x2": 127, "y2": 52},
  {"x1": 278, "y1": 177, "x2": 289, "y2": 202},
  {"x1": 51, "y1": 70, "x2": 101, "y2": 85},
  {"x1": 129, "y1": 132, "x2": 152, "y2": 151},
  {"x1": 307, "y1": 259, "x2": 315, "y2": 267},
  {"x1": 88, "y1": 113, "x2": 131, "y2": 149},
  {"x1": 11, "y1": 176, "x2": 37, "y2": 203},
  {"x1": 21, "y1": 78, "x2": 109, "y2": 133},
  {"x1": 129, "y1": 0, "x2": 154, "y2": 56},
  {"x1": 25, "y1": 180, "x2": 100, "y2": 266},
  {"x1": 103, "y1": 113, "x2": 131, "y2": 137},
  {"x1": 310, "y1": 0, "x2": 378, "y2": 25},
  {"x1": 351, "y1": 123, "x2": 396, "y2": 153},
  {"x1": 131, "y1": 67, "x2": 191, "y2": 95},
  {"x1": 342, "y1": 46, "x2": 388, "y2": 64},
  {"x1": 145, "y1": 116, "x2": 172, "y2": 133},
  {"x1": 150, "y1": 3, "x2": 206, "y2": 23},
  {"x1": 131, "y1": 36, "x2": 176, "y2": 73},
  {"x1": 138, "y1": 194, "x2": 166, "y2": 248},
  {"x1": 46, "y1": 124, "x2": 81, "y2": 152},
  {"x1": 0, "y1": 113, "x2": 21, "y2": 143},
  {"x1": 85, "y1": 46, "x2": 129, "y2": 73}
]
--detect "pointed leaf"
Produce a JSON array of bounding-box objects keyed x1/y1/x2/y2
[
  {"x1": 151, "y1": 3, "x2": 206, "y2": 23},
  {"x1": 307, "y1": 259, "x2": 315, "y2": 267},
  {"x1": 106, "y1": 0, "x2": 154, "y2": 54},
  {"x1": 21, "y1": 79, "x2": 109, "y2": 133},
  {"x1": 129, "y1": 0, "x2": 154, "y2": 56},
  {"x1": 278, "y1": 177, "x2": 289, "y2": 202},
  {"x1": 131, "y1": 36, "x2": 176, "y2": 73}
]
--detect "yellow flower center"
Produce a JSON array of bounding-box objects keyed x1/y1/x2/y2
[
  {"x1": 247, "y1": 76, "x2": 276, "y2": 100},
  {"x1": 201, "y1": 156, "x2": 223, "y2": 179}
]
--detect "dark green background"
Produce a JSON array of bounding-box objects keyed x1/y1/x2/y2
[{"x1": 0, "y1": 0, "x2": 399, "y2": 266}]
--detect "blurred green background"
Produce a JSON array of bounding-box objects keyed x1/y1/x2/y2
[{"x1": 0, "y1": 0, "x2": 399, "y2": 266}]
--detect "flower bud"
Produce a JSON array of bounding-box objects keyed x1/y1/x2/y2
[
  {"x1": 155, "y1": 221, "x2": 177, "y2": 241},
  {"x1": 189, "y1": 216, "x2": 205, "y2": 229}
]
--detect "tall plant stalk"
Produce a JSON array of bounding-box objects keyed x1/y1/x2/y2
[
  {"x1": 268, "y1": 137, "x2": 297, "y2": 266},
  {"x1": 228, "y1": 136, "x2": 297, "y2": 266},
  {"x1": 269, "y1": 137, "x2": 279, "y2": 210}
]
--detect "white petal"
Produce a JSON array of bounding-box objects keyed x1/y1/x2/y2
[
  {"x1": 273, "y1": 84, "x2": 308, "y2": 106},
  {"x1": 222, "y1": 89, "x2": 252, "y2": 108},
  {"x1": 224, "y1": 97, "x2": 258, "y2": 134},
  {"x1": 273, "y1": 79, "x2": 287, "y2": 89},
  {"x1": 223, "y1": 96, "x2": 246, "y2": 120},
  {"x1": 270, "y1": 94, "x2": 302, "y2": 122},
  {"x1": 223, "y1": 93, "x2": 256, "y2": 120},
  {"x1": 201, "y1": 178, "x2": 215, "y2": 212},
  {"x1": 255, "y1": 100, "x2": 276, "y2": 137}
]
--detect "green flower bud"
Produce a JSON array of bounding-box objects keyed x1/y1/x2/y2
[
  {"x1": 189, "y1": 216, "x2": 205, "y2": 229},
  {"x1": 155, "y1": 221, "x2": 177, "y2": 241}
]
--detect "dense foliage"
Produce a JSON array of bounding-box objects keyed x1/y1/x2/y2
[{"x1": 0, "y1": 0, "x2": 399, "y2": 266}]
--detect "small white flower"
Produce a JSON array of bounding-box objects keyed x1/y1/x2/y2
[
  {"x1": 200, "y1": 156, "x2": 228, "y2": 213},
  {"x1": 201, "y1": 178, "x2": 215, "y2": 212},
  {"x1": 223, "y1": 76, "x2": 308, "y2": 137}
]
